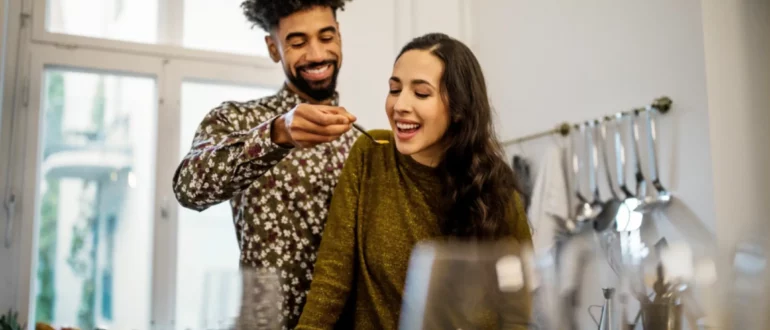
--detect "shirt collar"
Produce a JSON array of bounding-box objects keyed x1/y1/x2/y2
[{"x1": 277, "y1": 84, "x2": 339, "y2": 108}]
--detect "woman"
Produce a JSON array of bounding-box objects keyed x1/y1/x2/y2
[{"x1": 296, "y1": 33, "x2": 532, "y2": 330}]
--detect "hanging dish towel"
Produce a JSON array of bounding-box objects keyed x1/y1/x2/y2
[
  {"x1": 527, "y1": 145, "x2": 571, "y2": 258},
  {"x1": 512, "y1": 155, "x2": 533, "y2": 212}
]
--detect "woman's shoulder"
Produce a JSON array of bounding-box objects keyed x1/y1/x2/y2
[
  {"x1": 509, "y1": 191, "x2": 533, "y2": 242},
  {"x1": 344, "y1": 129, "x2": 397, "y2": 176}
]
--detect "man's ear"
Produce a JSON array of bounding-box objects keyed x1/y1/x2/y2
[{"x1": 265, "y1": 34, "x2": 281, "y2": 63}]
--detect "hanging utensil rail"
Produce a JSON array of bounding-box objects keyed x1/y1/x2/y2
[{"x1": 500, "y1": 96, "x2": 672, "y2": 146}]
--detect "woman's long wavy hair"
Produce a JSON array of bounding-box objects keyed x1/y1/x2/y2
[{"x1": 396, "y1": 33, "x2": 521, "y2": 239}]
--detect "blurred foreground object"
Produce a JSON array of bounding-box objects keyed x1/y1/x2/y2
[
  {"x1": 399, "y1": 239, "x2": 535, "y2": 330},
  {"x1": 234, "y1": 268, "x2": 285, "y2": 330},
  {"x1": 34, "y1": 323, "x2": 55, "y2": 330},
  {"x1": 727, "y1": 232, "x2": 769, "y2": 329}
]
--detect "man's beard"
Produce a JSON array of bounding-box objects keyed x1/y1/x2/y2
[{"x1": 287, "y1": 60, "x2": 340, "y2": 101}]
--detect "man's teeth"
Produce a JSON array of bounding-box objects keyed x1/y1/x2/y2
[
  {"x1": 396, "y1": 122, "x2": 420, "y2": 130},
  {"x1": 304, "y1": 65, "x2": 330, "y2": 73}
]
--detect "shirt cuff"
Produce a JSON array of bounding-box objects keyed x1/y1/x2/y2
[{"x1": 242, "y1": 117, "x2": 292, "y2": 164}]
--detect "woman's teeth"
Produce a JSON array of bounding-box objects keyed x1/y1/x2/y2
[{"x1": 396, "y1": 122, "x2": 421, "y2": 131}]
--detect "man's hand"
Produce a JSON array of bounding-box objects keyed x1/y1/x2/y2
[{"x1": 271, "y1": 104, "x2": 357, "y2": 148}]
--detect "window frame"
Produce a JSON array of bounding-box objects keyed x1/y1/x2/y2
[
  {"x1": 158, "y1": 59, "x2": 282, "y2": 327},
  {"x1": 17, "y1": 43, "x2": 166, "y2": 327},
  {"x1": 4, "y1": 0, "x2": 287, "y2": 326},
  {"x1": 30, "y1": 0, "x2": 276, "y2": 67}
]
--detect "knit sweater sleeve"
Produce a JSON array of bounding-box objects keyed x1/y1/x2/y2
[{"x1": 295, "y1": 135, "x2": 371, "y2": 330}]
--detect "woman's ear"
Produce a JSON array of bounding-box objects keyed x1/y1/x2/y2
[{"x1": 452, "y1": 112, "x2": 462, "y2": 123}]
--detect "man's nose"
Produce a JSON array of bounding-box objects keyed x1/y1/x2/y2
[{"x1": 305, "y1": 40, "x2": 326, "y2": 62}]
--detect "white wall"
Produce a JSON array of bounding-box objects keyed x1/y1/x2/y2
[
  {"x1": 475, "y1": 0, "x2": 715, "y2": 238},
  {"x1": 701, "y1": 1, "x2": 770, "y2": 327},
  {"x1": 335, "y1": 0, "x2": 473, "y2": 130},
  {"x1": 702, "y1": 0, "x2": 770, "y2": 256}
]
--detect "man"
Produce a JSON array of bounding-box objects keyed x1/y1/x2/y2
[{"x1": 172, "y1": 0, "x2": 358, "y2": 328}]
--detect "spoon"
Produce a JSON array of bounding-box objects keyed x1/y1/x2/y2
[{"x1": 352, "y1": 123, "x2": 389, "y2": 144}]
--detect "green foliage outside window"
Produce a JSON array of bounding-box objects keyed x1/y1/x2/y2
[{"x1": 36, "y1": 73, "x2": 107, "y2": 330}]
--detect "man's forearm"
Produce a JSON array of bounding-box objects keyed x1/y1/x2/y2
[{"x1": 173, "y1": 117, "x2": 291, "y2": 211}]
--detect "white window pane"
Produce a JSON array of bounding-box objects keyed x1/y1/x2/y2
[
  {"x1": 45, "y1": 0, "x2": 268, "y2": 57},
  {"x1": 176, "y1": 81, "x2": 275, "y2": 330},
  {"x1": 182, "y1": 0, "x2": 268, "y2": 56},
  {"x1": 47, "y1": 0, "x2": 158, "y2": 44},
  {"x1": 34, "y1": 69, "x2": 157, "y2": 330}
]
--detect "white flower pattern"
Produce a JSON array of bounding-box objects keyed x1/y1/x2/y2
[{"x1": 173, "y1": 86, "x2": 360, "y2": 329}]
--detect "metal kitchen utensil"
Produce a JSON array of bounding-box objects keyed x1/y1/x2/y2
[
  {"x1": 353, "y1": 123, "x2": 390, "y2": 144},
  {"x1": 628, "y1": 110, "x2": 654, "y2": 215},
  {"x1": 588, "y1": 288, "x2": 616, "y2": 330},
  {"x1": 596, "y1": 115, "x2": 647, "y2": 301},
  {"x1": 592, "y1": 119, "x2": 623, "y2": 232},
  {"x1": 584, "y1": 121, "x2": 605, "y2": 217},
  {"x1": 635, "y1": 108, "x2": 672, "y2": 212},
  {"x1": 613, "y1": 113, "x2": 643, "y2": 232},
  {"x1": 574, "y1": 123, "x2": 603, "y2": 224}
]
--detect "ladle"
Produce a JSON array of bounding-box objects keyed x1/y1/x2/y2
[
  {"x1": 605, "y1": 114, "x2": 649, "y2": 304},
  {"x1": 558, "y1": 130, "x2": 583, "y2": 234},
  {"x1": 592, "y1": 119, "x2": 623, "y2": 232},
  {"x1": 634, "y1": 108, "x2": 672, "y2": 212},
  {"x1": 574, "y1": 123, "x2": 603, "y2": 223},
  {"x1": 628, "y1": 111, "x2": 651, "y2": 215},
  {"x1": 612, "y1": 113, "x2": 644, "y2": 232}
]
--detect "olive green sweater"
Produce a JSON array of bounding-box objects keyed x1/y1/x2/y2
[{"x1": 296, "y1": 130, "x2": 532, "y2": 330}]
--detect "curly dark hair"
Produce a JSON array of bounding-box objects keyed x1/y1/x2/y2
[
  {"x1": 396, "y1": 33, "x2": 522, "y2": 239},
  {"x1": 241, "y1": 0, "x2": 352, "y2": 32}
]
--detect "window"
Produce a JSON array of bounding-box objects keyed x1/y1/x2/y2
[
  {"x1": 46, "y1": 0, "x2": 159, "y2": 44},
  {"x1": 182, "y1": 0, "x2": 269, "y2": 56},
  {"x1": 34, "y1": 69, "x2": 157, "y2": 330},
  {"x1": 8, "y1": 1, "x2": 284, "y2": 328},
  {"x1": 175, "y1": 81, "x2": 275, "y2": 330},
  {"x1": 43, "y1": 0, "x2": 269, "y2": 58}
]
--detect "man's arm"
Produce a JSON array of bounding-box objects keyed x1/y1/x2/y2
[{"x1": 172, "y1": 101, "x2": 291, "y2": 211}]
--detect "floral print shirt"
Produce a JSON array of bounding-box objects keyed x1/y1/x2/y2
[{"x1": 172, "y1": 85, "x2": 360, "y2": 329}]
